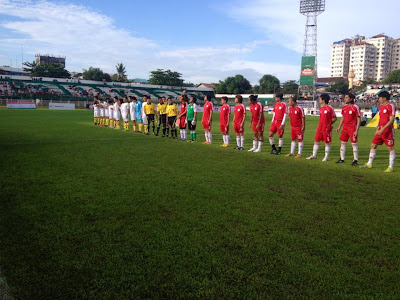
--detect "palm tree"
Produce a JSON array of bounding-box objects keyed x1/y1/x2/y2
[{"x1": 115, "y1": 63, "x2": 127, "y2": 81}]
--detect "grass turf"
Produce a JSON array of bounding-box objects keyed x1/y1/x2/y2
[{"x1": 0, "y1": 108, "x2": 399, "y2": 299}]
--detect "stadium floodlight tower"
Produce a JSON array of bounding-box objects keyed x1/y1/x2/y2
[{"x1": 298, "y1": 0, "x2": 325, "y2": 101}]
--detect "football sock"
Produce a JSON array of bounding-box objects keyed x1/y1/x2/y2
[
  {"x1": 312, "y1": 142, "x2": 319, "y2": 157},
  {"x1": 156, "y1": 125, "x2": 160, "y2": 134},
  {"x1": 252, "y1": 140, "x2": 257, "y2": 150},
  {"x1": 389, "y1": 150, "x2": 396, "y2": 169},
  {"x1": 193, "y1": 131, "x2": 196, "y2": 140},
  {"x1": 166, "y1": 127, "x2": 169, "y2": 136},
  {"x1": 278, "y1": 138, "x2": 283, "y2": 148},
  {"x1": 290, "y1": 141, "x2": 296, "y2": 155},
  {"x1": 162, "y1": 127, "x2": 166, "y2": 135},
  {"x1": 352, "y1": 143, "x2": 358, "y2": 161},
  {"x1": 144, "y1": 125, "x2": 148, "y2": 133},
  {"x1": 256, "y1": 141, "x2": 263, "y2": 151},
  {"x1": 269, "y1": 137, "x2": 275, "y2": 146},
  {"x1": 209, "y1": 132, "x2": 212, "y2": 143},
  {"x1": 133, "y1": 125, "x2": 136, "y2": 131},
  {"x1": 367, "y1": 149, "x2": 376, "y2": 165},
  {"x1": 298, "y1": 141, "x2": 303, "y2": 155},
  {"x1": 240, "y1": 136, "x2": 245, "y2": 148},
  {"x1": 152, "y1": 125, "x2": 155, "y2": 133},
  {"x1": 227, "y1": 135, "x2": 230, "y2": 145},
  {"x1": 340, "y1": 142, "x2": 347, "y2": 161},
  {"x1": 138, "y1": 123, "x2": 143, "y2": 132},
  {"x1": 236, "y1": 136, "x2": 240, "y2": 147},
  {"x1": 324, "y1": 143, "x2": 331, "y2": 159}
]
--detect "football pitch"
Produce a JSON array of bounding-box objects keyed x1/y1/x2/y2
[{"x1": 0, "y1": 108, "x2": 399, "y2": 299}]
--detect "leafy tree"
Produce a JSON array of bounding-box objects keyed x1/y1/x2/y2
[
  {"x1": 114, "y1": 63, "x2": 127, "y2": 82},
  {"x1": 148, "y1": 69, "x2": 184, "y2": 86},
  {"x1": 82, "y1": 67, "x2": 112, "y2": 82},
  {"x1": 383, "y1": 70, "x2": 400, "y2": 84},
  {"x1": 256, "y1": 75, "x2": 280, "y2": 94},
  {"x1": 215, "y1": 75, "x2": 252, "y2": 94},
  {"x1": 327, "y1": 79, "x2": 349, "y2": 94},
  {"x1": 22, "y1": 61, "x2": 70, "y2": 78},
  {"x1": 281, "y1": 80, "x2": 299, "y2": 95}
]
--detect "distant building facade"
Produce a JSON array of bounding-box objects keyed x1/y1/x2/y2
[
  {"x1": 330, "y1": 34, "x2": 400, "y2": 83},
  {"x1": 35, "y1": 54, "x2": 66, "y2": 68}
]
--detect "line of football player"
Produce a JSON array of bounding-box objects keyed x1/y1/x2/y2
[{"x1": 93, "y1": 91, "x2": 395, "y2": 172}]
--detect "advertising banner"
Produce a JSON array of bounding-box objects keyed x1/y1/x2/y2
[
  {"x1": 300, "y1": 56, "x2": 315, "y2": 86},
  {"x1": 7, "y1": 102, "x2": 36, "y2": 109}
]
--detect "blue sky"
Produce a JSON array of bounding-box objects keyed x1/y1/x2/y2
[{"x1": 0, "y1": 0, "x2": 399, "y2": 84}]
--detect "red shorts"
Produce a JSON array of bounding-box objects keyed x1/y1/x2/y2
[
  {"x1": 179, "y1": 117, "x2": 186, "y2": 129},
  {"x1": 234, "y1": 123, "x2": 244, "y2": 134},
  {"x1": 220, "y1": 124, "x2": 229, "y2": 133},
  {"x1": 340, "y1": 127, "x2": 358, "y2": 143},
  {"x1": 372, "y1": 127, "x2": 395, "y2": 147},
  {"x1": 202, "y1": 120, "x2": 211, "y2": 131},
  {"x1": 253, "y1": 122, "x2": 265, "y2": 133},
  {"x1": 270, "y1": 120, "x2": 284, "y2": 135},
  {"x1": 291, "y1": 127, "x2": 303, "y2": 142},
  {"x1": 315, "y1": 127, "x2": 332, "y2": 143}
]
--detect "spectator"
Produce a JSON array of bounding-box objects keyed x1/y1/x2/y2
[{"x1": 361, "y1": 115, "x2": 368, "y2": 126}]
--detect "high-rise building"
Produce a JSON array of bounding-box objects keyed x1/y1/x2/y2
[
  {"x1": 35, "y1": 54, "x2": 66, "y2": 68},
  {"x1": 329, "y1": 34, "x2": 400, "y2": 83}
]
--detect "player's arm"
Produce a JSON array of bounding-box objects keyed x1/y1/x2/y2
[
  {"x1": 241, "y1": 109, "x2": 246, "y2": 128},
  {"x1": 280, "y1": 112, "x2": 287, "y2": 130},
  {"x1": 301, "y1": 116, "x2": 306, "y2": 133},
  {"x1": 257, "y1": 106, "x2": 262, "y2": 129},
  {"x1": 354, "y1": 116, "x2": 361, "y2": 137},
  {"x1": 208, "y1": 106, "x2": 213, "y2": 124},
  {"x1": 193, "y1": 105, "x2": 197, "y2": 123},
  {"x1": 232, "y1": 111, "x2": 236, "y2": 127},
  {"x1": 377, "y1": 115, "x2": 395, "y2": 135},
  {"x1": 336, "y1": 117, "x2": 344, "y2": 132}
]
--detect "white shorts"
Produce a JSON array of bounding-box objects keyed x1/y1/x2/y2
[
  {"x1": 109, "y1": 112, "x2": 114, "y2": 120},
  {"x1": 104, "y1": 110, "x2": 109, "y2": 117},
  {"x1": 122, "y1": 116, "x2": 129, "y2": 122},
  {"x1": 114, "y1": 112, "x2": 120, "y2": 121},
  {"x1": 100, "y1": 109, "x2": 105, "y2": 117},
  {"x1": 130, "y1": 113, "x2": 136, "y2": 121},
  {"x1": 142, "y1": 115, "x2": 148, "y2": 125},
  {"x1": 94, "y1": 111, "x2": 100, "y2": 118}
]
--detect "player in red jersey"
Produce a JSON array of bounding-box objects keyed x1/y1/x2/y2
[
  {"x1": 219, "y1": 96, "x2": 230, "y2": 147},
  {"x1": 307, "y1": 94, "x2": 337, "y2": 161},
  {"x1": 233, "y1": 95, "x2": 246, "y2": 150},
  {"x1": 177, "y1": 94, "x2": 188, "y2": 141},
  {"x1": 362, "y1": 91, "x2": 396, "y2": 172},
  {"x1": 335, "y1": 93, "x2": 361, "y2": 166},
  {"x1": 269, "y1": 93, "x2": 287, "y2": 155},
  {"x1": 202, "y1": 95, "x2": 213, "y2": 144},
  {"x1": 248, "y1": 95, "x2": 265, "y2": 152},
  {"x1": 285, "y1": 97, "x2": 305, "y2": 158}
]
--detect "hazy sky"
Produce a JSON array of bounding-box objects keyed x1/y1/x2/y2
[{"x1": 0, "y1": 0, "x2": 398, "y2": 84}]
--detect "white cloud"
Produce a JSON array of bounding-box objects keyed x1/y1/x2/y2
[
  {"x1": 0, "y1": 0, "x2": 299, "y2": 84},
  {"x1": 226, "y1": 0, "x2": 400, "y2": 77}
]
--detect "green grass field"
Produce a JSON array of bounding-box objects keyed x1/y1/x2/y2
[{"x1": 0, "y1": 108, "x2": 399, "y2": 299}]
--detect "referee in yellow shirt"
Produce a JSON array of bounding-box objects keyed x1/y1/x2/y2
[
  {"x1": 166, "y1": 97, "x2": 178, "y2": 139},
  {"x1": 143, "y1": 95, "x2": 156, "y2": 135},
  {"x1": 156, "y1": 96, "x2": 168, "y2": 137}
]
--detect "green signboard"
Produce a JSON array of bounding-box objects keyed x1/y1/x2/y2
[{"x1": 300, "y1": 56, "x2": 315, "y2": 86}]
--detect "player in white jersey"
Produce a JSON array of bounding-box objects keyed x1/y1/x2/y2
[
  {"x1": 99, "y1": 101, "x2": 105, "y2": 126},
  {"x1": 120, "y1": 97, "x2": 130, "y2": 131},
  {"x1": 113, "y1": 96, "x2": 121, "y2": 129},
  {"x1": 108, "y1": 99, "x2": 115, "y2": 128},
  {"x1": 93, "y1": 96, "x2": 100, "y2": 126},
  {"x1": 129, "y1": 96, "x2": 137, "y2": 132},
  {"x1": 103, "y1": 100, "x2": 109, "y2": 127}
]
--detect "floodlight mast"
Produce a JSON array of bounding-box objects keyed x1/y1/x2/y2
[{"x1": 298, "y1": 0, "x2": 325, "y2": 100}]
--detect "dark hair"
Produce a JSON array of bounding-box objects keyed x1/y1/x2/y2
[
  {"x1": 236, "y1": 95, "x2": 243, "y2": 103},
  {"x1": 114, "y1": 96, "x2": 119, "y2": 100},
  {"x1": 345, "y1": 93, "x2": 355, "y2": 104},
  {"x1": 191, "y1": 96, "x2": 197, "y2": 104},
  {"x1": 158, "y1": 97, "x2": 162, "y2": 100},
  {"x1": 289, "y1": 96, "x2": 297, "y2": 103},
  {"x1": 94, "y1": 96, "x2": 99, "y2": 100},
  {"x1": 167, "y1": 97, "x2": 172, "y2": 100},
  {"x1": 181, "y1": 94, "x2": 188, "y2": 102},
  {"x1": 249, "y1": 95, "x2": 258, "y2": 102},
  {"x1": 320, "y1": 93, "x2": 330, "y2": 104},
  {"x1": 108, "y1": 100, "x2": 113, "y2": 104},
  {"x1": 378, "y1": 91, "x2": 391, "y2": 100},
  {"x1": 204, "y1": 95, "x2": 211, "y2": 101},
  {"x1": 276, "y1": 93, "x2": 283, "y2": 100},
  {"x1": 221, "y1": 96, "x2": 228, "y2": 102}
]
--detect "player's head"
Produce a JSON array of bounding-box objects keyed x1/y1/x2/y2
[
  {"x1": 288, "y1": 96, "x2": 297, "y2": 107},
  {"x1": 248, "y1": 94, "x2": 258, "y2": 104},
  {"x1": 108, "y1": 99, "x2": 113, "y2": 104},
  {"x1": 114, "y1": 96, "x2": 119, "y2": 102},
  {"x1": 146, "y1": 96, "x2": 151, "y2": 104},
  {"x1": 221, "y1": 96, "x2": 228, "y2": 105},
  {"x1": 378, "y1": 91, "x2": 390, "y2": 103},
  {"x1": 319, "y1": 93, "x2": 330, "y2": 105},
  {"x1": 162, "y1": 96, "x2": 166, "y2": 102},
  {"x1": 275, "y1": 93, "x2": 283, "y2": 102},
  {"x1": 396, "y1": 117, "x2": 399, "y2": 121},
  {"x1": 167, "y1": 97, "x2": 173, "y2": 104},
  {"x1": 158, "y1": 97, "x2": 163, "y2": 103},
  {"x1": 93, "y1": 99, "x2": 98, "y2": 104},
  {"x1": 180, "y1": 94, "x2": 188, "y2": 103},
  {"x1": 123, "y1": 97, "x2": 128, "y2": 103},
  {"x1": 94, "y1": 95, "x2": 99, "y2": 101},
  {"x1": 204, "y1": 95, "x2": 211, "y2": 102},
  {"x1": 190, "y1": 96, "x2": 197, "y2": 104},
  {"x1": 142, "y1": 95, "x2": 148, "y2": 101},
  {"x1": 344, "y1": 93, "x2": 355, "y2": 104},
  {"x1": 235, "y1": 95, "x2": 243, "y2": 104}
]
